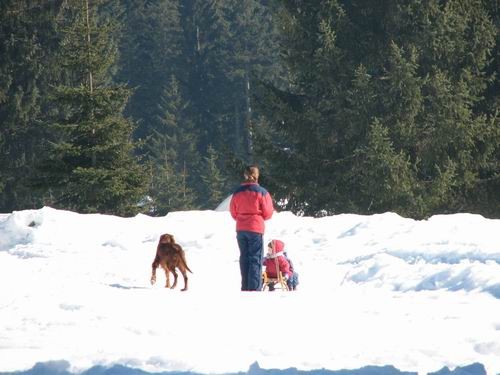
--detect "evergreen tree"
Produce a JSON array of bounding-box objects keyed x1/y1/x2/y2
[
  {"x1": 146, "y1": 75, "x2": 198, "y2": 213},
  {"x1": 0, "y1": 1, "x2": 62, "y2": 211},
  {"x1": 148, "y1": 147, "x2": 196, "y2": 216},
  {"x1": 180, "y1": 0, "x2": 231, "y2": 155},
  {"x1": 255, "y1": 0, "x2": 499, "y2": 218},
  {"x1": 217, "y1": 0, "x2": 284, "y2": 160},
  {"x1": 43, "y1": 0, "x2": 148, "y2": 216},
  {"x1": 463, "y1": 0, "x2": 499, "y2": 216},
  {"x1": 117, "y1": 0, "x2": 184, "y2": 140},
  {"x1": 180, "y1": 0, "x2": 282, "y2": 164},
  {"x1": 200, "y1": 144, "x2": 227, "y2": 209},
  {"x1": 154, "y1": 76, "x2": 200, "y2": 182},
  {"x1": 117, "y1": 1, "x2": 282, "y2": 208}
]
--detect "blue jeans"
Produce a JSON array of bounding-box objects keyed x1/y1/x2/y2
[
  {"x1": 236, "y1": 231, "x2": 264, "y2": 291},
  {"x1": 287, "y1": 272, "x2": 299, "y2": 290}
]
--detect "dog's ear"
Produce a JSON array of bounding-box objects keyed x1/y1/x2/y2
[{"x1": 169, "y1": 234, "x2": 175, "y2": 243}]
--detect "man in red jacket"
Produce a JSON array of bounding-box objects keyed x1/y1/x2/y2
[{"x1": 230, "y1": 165, "x2": 274, "y2": 291}]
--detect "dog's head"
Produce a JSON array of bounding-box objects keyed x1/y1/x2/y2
[{"x1": 158, "y1": 233, "x2": 175, "y2": 244}]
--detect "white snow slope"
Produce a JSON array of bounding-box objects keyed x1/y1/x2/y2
[{"x1": 0, "y1": 207, "x2": 499, "y2": 375}]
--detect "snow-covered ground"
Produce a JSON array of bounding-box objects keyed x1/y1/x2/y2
[{"x1": 0, "y1": 206, "x2": 499, "y2": 375}]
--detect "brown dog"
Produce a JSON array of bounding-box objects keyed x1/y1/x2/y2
[{"x1": 150, "y1": 233, "x2": 192, "y2": 291}]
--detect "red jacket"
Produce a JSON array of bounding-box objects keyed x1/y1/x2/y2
[
  {"x1": 263, "y1": 239, "x2": 291, "y2": 278},
  {"x1": 230, "y1": 182, "x2": 274, "y2": 234}
]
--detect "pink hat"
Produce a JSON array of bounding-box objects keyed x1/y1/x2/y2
[{"x1": 268, "y1": 239, "x2": 285, "y2": 254}]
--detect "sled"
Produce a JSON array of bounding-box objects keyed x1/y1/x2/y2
[{"x1": 261, "y1": 256, "x2": 289, "y2": 291}]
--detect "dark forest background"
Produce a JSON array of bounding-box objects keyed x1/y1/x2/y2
[{"x1": 0, "y1": 0, "x2": 498, "y2": 219}]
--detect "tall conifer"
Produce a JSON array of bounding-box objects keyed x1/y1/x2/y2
[
  {"x1": 180, "y1": 0, "x2": 282, "y2": 161},
  {"x1": 255, "y1": 0, "x2": 498, "y2": 218},
  {"x1": 0, "y1": 1, "x2": 62, "y2": 211},
  {"x1": 200, "y1": 145, "x2": 227, "y2": 209},
  {"x1": 44, "y1": 0, "x2": 148, "y2": 216},
  {"x1": 146, "y1": 75, "x2": 198, "y2": 213},
  {"x1": 118, "y1": 0, "x2": 183, "y2": 140}
]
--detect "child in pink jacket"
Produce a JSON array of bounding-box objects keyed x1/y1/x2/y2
[{"x1": 263, "y1": 239, "x2": 292, "y2": 290}]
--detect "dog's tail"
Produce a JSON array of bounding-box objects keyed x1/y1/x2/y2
[{"x1": 181, "y1": 252, "x2": 193, "y2": 273}]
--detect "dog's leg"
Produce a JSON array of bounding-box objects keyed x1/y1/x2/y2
[
  {"x1": 151, "y1": 258, "x2": 159, "y2": 285},
  {"x1": 163, "y1": 264, "x2": 171, "y2": 288},
  {"x1": 171, "y1": 269, "x2": 178, "y2": 289},
  {"x1": 180, "y1": 270, "x2": 188, "y2": 291}
]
